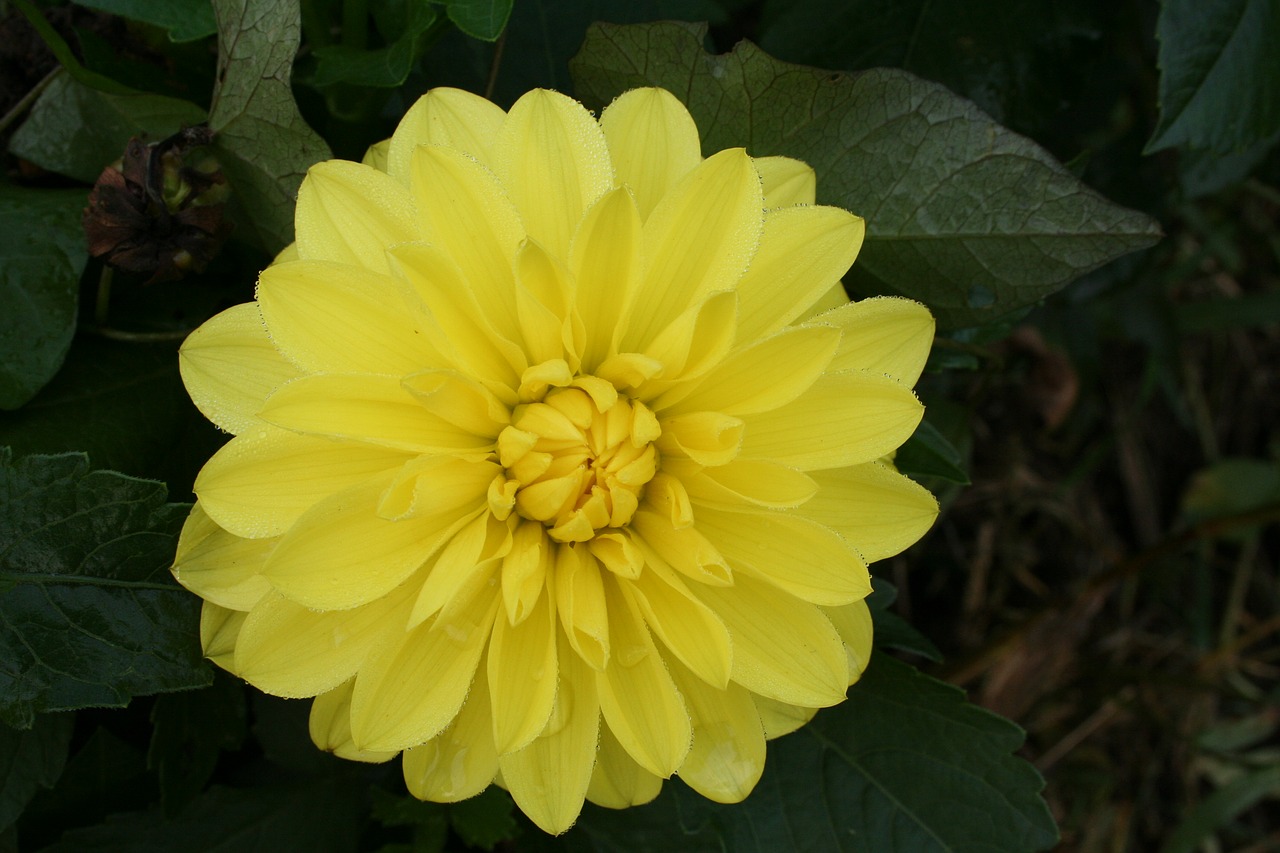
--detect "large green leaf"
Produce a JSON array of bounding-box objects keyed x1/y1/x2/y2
[
  {"x1": 71, "y1": 0, "x2": 219, "y2": 42},
  {"x1": 0, "y1": 186, "x2": 88, "y2": 411},
  {"x1": 310, "y1": 2, "x2": 440, "y2": 88},
  {"x1": 208, "y1": 0, "x2": 331, "y2": 252},
  {"x1": 8, "y1": 71, "x2": 207, "y2": 183},
  {"x1": 570, "y1": 22, "x2": 1161, "y2": 330},
  {"x1": 0, "y1": 449, "x2": 210, "y2": 729},
  {"x1": 148, "y1": 673, "x2": 247, "y2": 814},
  {"x1": 441, "y1": 0, "x2": 514, "y2": 41},
  {"x1": 1148, "y1": 0, "x2": 1280, "y2": 154},
  {"x1": 572, "y1": 654, "x2": 1057, "y2": 851},
  {"x1": 0, "y1": 714, "x2": 73, "y2": 833}
]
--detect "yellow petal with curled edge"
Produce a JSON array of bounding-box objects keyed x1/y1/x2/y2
[
  {"x1": 600, "y1": 88, "x2": 702, "y2": 221},
  {"x1": 259, "y1": 373, "x2": 494, "y2": 455},
  {"x1": 694, "y1": 506, "x2": 870, "y2": 607},
  {"x1": 403, "y1": 663, "x2": 500, "y2": 801},
  {"x1": 179, "y1": 303, "x2": 301, "y2": 435},
  {"x1": 408, "y1": 513, "x2": 506, "y2": 629},
  {"x1": 172, "y1": 504, "x2": 273, "y2": 611},
  {"x1": 194, "y1": 425, "x2": 409, "y2": 539},
  {"x1": 627, "y1": 560, "x2": 731, "y2": 688},
  {"x1": 350, "y1": 570, "x2": 499, "y2": 752},
  {"x1": 310, "y1": 679, "x2": 398, "y2": 763},
  {"x1": 570, "y1": 188, "x2": 643, "y2": 372},
  {"x1": 257, "y1": 260, "x2": 442, "y2": 375},
  {"x1": 630, "y1": 511, "x2": 732, "y2": 587},
  {"x1": 681, "y1": 459, "x2": 817, "y2": 511},
  {"x1": 656, "y1": 411, "x2": 744, "y2": 467},
  {"x1": 753, "y1": 695, "x2": 817, "y2": 740},
  {"x1": 295, "y1": 160, "x2": 419, "y2": 276},
  {"x1": 794, "y1": 462, "x2": 939, "y2": 562},
  {"x1": 623, "y1": 149, "x2": 762, "y2": 353},
  {"x1": 656, "y1": 325, "x2": 837, "y2": 416},
  {"x1": 668, "y1": 656, "x2": 765, "y2": 803},
  {"x1": 695, "y1": 575, "x2": 849, "y2": 707},
  {"x1": 754, "y1": 155, "x2": 816, "y2": 207},
  {"x1": 388, "y1": 86, "x2": 507, "y2": 181},
  {"x1": 409, "y1": 145, "x2": 525, "y2": 343},
  {"x1": 515, "y1": 240, "x2": 577, "y2": 367},
  {"x1": 733, "y1": 205, "x2": 865, "y2": 343},
  {"x1": 234, "y1": 581, "x2": 414, "y2": 698},
  {"x1": 262, "y1": 475, "x2": 479, "y2": 611},
  {"x1": 402, "y1": 370, "x2": 510, "y2": 439},
  {"x1": 500, "y1": 630, "x2": 600, "y2": 835},
  {"x1": 200, "y1": 603, "x2": 246, "y2": 672},
  {"x1": 493, "y1": 89, "x2": 613, "y2": 260},
  {"x1": 501, "y1": 520, "x2": 550, "y2": 625},
  {"x1": 585, "y1": 720, "x2": 662, "y2": 808},
  {"x1": 596, "y1": 576, "x2": 691, "y2": 777},
  {"x1": 822, "y1": 598, "x2": 874, "y2": 684},
  {"x1": 636, "y1": 290, "x2": 737, "y2": 399},
  {"x1": 740, "y1": 370, "x2": 923, "y2": 471},
  {"x1": 555, "y1": 544, "x2": 610, "y2": 671},
  {"x1": 806, "y1": 296, "x2": 936, "y2": 386},
  {"x1": 488, "y1": 579, "x2": 558, "y2": 753}
]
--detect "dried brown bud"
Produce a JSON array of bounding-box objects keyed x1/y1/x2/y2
[{"x1": 82, "y1": 126, "x2": 232, "y2": 284}]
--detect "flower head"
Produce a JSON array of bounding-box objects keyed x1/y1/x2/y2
[{"x1": 173, "y1": 87, "x2": 938, "y2": 833}]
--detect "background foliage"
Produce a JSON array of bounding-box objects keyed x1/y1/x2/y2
[{"x1": 1, "y1": 0, "x2": 1277, "y2": 850}]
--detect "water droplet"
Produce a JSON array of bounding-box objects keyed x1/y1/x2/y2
[{"x1": 616, "y1": 642, "x2": 648, "y2": 668}]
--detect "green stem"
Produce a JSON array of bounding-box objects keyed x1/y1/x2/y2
[
  {"x1": 300, "y1": 0, "x2": 333, "y2": 49},
  {"x1": 9, "y1": 0, "x2": 133, "y2": 94}
]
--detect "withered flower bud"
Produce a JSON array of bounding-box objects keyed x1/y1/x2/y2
[{"x1": 83, "y1": 126, "x2": 232, "y2": 284}]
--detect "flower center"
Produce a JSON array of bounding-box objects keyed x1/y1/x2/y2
[{"x1": 496, "y1": 385, "x2": 660, "y2": 543}]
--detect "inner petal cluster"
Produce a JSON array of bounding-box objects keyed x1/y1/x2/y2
[{"x1": 496, "y1": 385, "x2": 660, "y2": 543}]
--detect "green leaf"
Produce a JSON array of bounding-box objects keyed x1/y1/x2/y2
[
  {"x1": 311, "y1": 3, "x2": 439, "y2": 88},
  {"x1": 148, "y1": 673, "x2": 247, "y2": 814},
  {"x1": 448, "y1": 787, "x2": 519, "y2": 850},
  {"x1": 866, "y1": 583, "x2": 942, "y2": 662},
  {"x1": 208, "y1": 0, "x2": 331, "y2": 252},
  {"x1": 1148, "y1": 0, "x2": 1280, "y2": 154},
  {"x1": 370, "y1": 788, "x2": 449, "y2": 853},
  {"x1": 0, "y1": 714, "x2": 73, "y2": 833},
  {"x1": 8, "y1": 0, "x2": 134, "y2": 95},
  {"x1": 0, "y1": 336, "x2": 226, "y2": 497},
  {"x1": 71, "y1": 0, "x2": 219, "y2": 42},
  {"x1": 440, "y1": 0, "x2": 513, "y2": 42},
  {"x1": 570, "y1": 22, "x2": 1162, "y2": 330},
  {"x1": 40, "y1": 777, "x2": 367, "y2": 852},
  {"x1": 1180, "y1": 457, "x2": 1280, "y2": 539},
  {"x1": 1162, "y1": 765, "x2": 1280, "y2": 853},
  {"x1": 0, "y1": 186, "x2": 88, "y2": 411},
  {"x1": 0, "y1": 449, "x2": 210, "y2": 729},
  {"x1": 894, "y1": 419, "x2": 971, "y2": 485},
  {"x1": 8, "y1": 71, "x2": 207, "y2": 183}
]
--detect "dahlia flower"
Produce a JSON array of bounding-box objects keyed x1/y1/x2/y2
[{"x1": 173, "y1": 86, "x2": 938, "y2": 833}]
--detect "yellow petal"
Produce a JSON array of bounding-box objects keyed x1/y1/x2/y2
[
  {"x1": 514, "y1": 240, "x2": 577, "y2": 367},
  {"x1": 754, "y1": 155, "x2": 816, "y2": 207},
  {"x1": 179, "y1": 303, "x2": 302, "y2": 435},
  {"x1": 554, "y1": 544, "x2": 610, "y2": 671},
  {"x1": 694, "y1": 506, "x2": 870, "y2": 606},
  {"x1": 257, "y1": 260, "x2": 442, "y2": 375},
  {"x1": 623, "y1": 149, "x2": 763, "y2": 352},
  {"x1": 409, "y1": 145, "x2": 524, "y2": 343},
  {"x1": 753, "y1": 696, "x2": 817, "y2": 739},
  {"x1": 569, "y1": 188, "x2": 643, "y2": 372},
  {"x1": 681, "y1": 460, "x2": 818, "y2": 511},
  {"x1": 350, "y1": 577, "x2": 499, "y2": 752},
  {"x1": 656, "y1": 411, "x2": 744, "y2": 467},
  {"x1": 408, "y1": 513, "x2": 506, "y2": 628},
  {"x1": 822, "y1": 598, "x2": 874, "y2": 683},
  {"x1": 402, "y1": 370, "x2": 510, "y2": 438},
  {"x1": 596, "y1": 576, "x2": 691, "y2": 777},
  {"x1": 295, "y1": 160, "x2": 420, "y2": 276},
  {"x1": 378, "y1": 455, "x2": 500, "y2": 522},
  {"x1": 668, "y1": 656, "x2": 765, "y2": 803},
  {"x1": 740, "y1": 370, "x2": 924, "y2": 470},
  {"x1": 361, "y1": 138, "x2": 390, "y2": 171},
  {"x1": 310, "y1": 679, "x2": 398, "y2": 763},
  {"x1": 734, "y1": 205, "x2": 865, "y2": 342},
  {"x1": 493, "y1": 89, "x2": 613, "y2": 260},
  {"x1": 801, "y1": 281, "x2": 850, "y2": 318},
  {"x1": 599, "y1": 88, "x2": 702, "y2": 220},
  {"x1": 500, "y1": 631, "x2": 600, "y2": 835},
  {"x1": 806, "y1": 296, "x2": 936, "y2": 386},
  {"x1": 234, "y1": 583, "x2": 414, "y2": 698},
  {"x1": 172, "y1": 504, "x2": 273, "y2": 610},
  {"x1": 628, "y1": 561, "x2": 731, "y2": 688},
  {"x1": 388, "y1": 87, "x2": 507, "y2": 181},
  {"x1": 501, "y1": 520, "x2": 550, "y2": 625},
  {"x1": 795, "y1": 462, "x2": 939, "y2": 561},
  {"x1": 636, "y1": 290, "x2": 738, "y2": 396},
  {"x1": 695, "y1": 575, "x2": 849, "y2": 707},
  {"x1": 656, "y1": 325, "x2": 838, "y2": 416},
  {"x1": 488, "y1": 581, "x2": 558, "y2": 753},
  {"x1": 262, "y1": 475, "x2": 477, "y2": 611},
  {"x1": 630, "y1": 509, "x2": 732, "y2": 587},
  {"x1": 194, "y1": 425, "x2": 409, "y2": 539},
  {"x1": 585, "y1": 720, "x2": 663, "y2": 808},
  {"x1": 259, "y1": 373, "x2": 493, "y2": 455},
  {"x1": 200, "y1": 603, "x2": 246, "y2": 671},
  {"x1": 403, "y1": 665, "x2": 500, "y2": 801}
]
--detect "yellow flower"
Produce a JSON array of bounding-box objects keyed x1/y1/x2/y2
[{"x1": 173, "y1": 87, "x2": 938, "y2": 834}]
